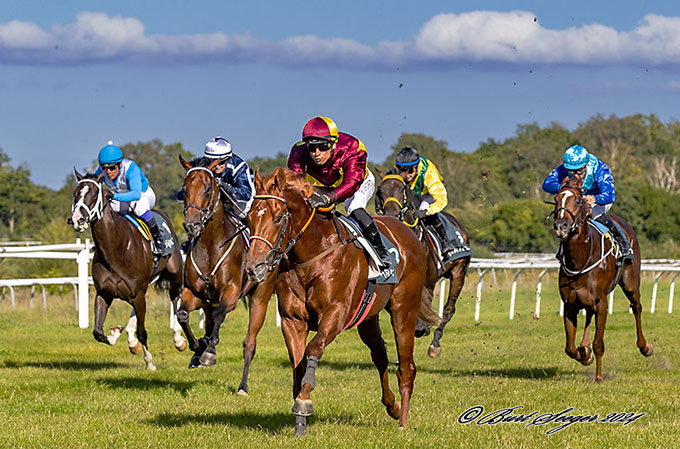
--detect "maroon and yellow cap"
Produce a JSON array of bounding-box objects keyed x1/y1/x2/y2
[{"x1": 302, "y1": 116, "x2": 339, "y2": 142}]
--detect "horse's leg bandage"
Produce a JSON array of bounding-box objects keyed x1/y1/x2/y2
[{"x1": 301, "y1": 356, "x2": 319, "y2": 390}]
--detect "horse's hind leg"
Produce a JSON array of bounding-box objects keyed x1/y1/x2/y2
[
  {"x1": 93, "y1": 294, "x2": 115, "y2": 345},
  {"x1": 238, "y1": 280, "x2": 275, "y2": 396},
  {"x1": 357, "y1": 315, "x2": 399, "y2": 420},
  {"x1": 620, "y1": 271, "x2": 653, "y2": 357},
  {"x1": 429, "y1": 262, "x2": 467, "y2": 358},
  {"x1": 125, "y1": 309, "x2": 141, "y2": 354},
  {"x1": 169, "y1": 281, "x2": 187, "y2": 351},
  {"x1": 592, "y1": 297, "x2": 609, "y2": 382},
  {"x1": 132, "y1": 292, "x2": 155, "y2": 371}
]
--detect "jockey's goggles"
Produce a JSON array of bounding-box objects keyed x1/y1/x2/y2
[
  {"x1": 100, "y1": 163, "x2": 120, "y2": 171},
  {"x1": 567, "y1": 166, "x2": 586, "y2": 177},
  {"x1": 306, "y1": 140, "x2": 332, "y2": 153},
  {"x1": 396, "y1": 163, "x2": 418, "y2": 174}
]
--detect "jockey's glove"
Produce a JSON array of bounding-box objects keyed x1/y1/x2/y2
[
  {"x1": 307, "y1": 192, "x2": 336, "y2": 209},
  {"x1": 414, "y1": 209, "x2": 428, "y2": 219}
]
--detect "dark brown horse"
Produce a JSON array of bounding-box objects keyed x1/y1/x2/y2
[
  {"x1": 245, "y1": 168, "x2": 439, "y2": 436},
  {"x1": 69, "y1": 171, "x2": 185, "y2": 370},
  {"x1": 179, "y1": 156, "x2": 277, "y2": 394},
  {"x1": 550, "y1": 177, "x2": 653, "y2": 381},
  {"x1": 375, "y1": 171, "x2": 470, "y2": 358}
]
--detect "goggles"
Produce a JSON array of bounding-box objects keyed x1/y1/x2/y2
[
  {"x1": 396, "y1": 164, "x2": 418, "y2": 174},
  {"x1": 307, "y1": 140, "x2": 332, "y2": 153},
  {"x1": 100, "y1": 163, "x2": 120, "y2": 171}
]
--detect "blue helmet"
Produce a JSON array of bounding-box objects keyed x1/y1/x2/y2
[
  {"x1": 98, "y1": 141, "x2": 123, "y2": 165},
  {"x1": 563, "y1": 145, "x2": 589, "y2": 170}
]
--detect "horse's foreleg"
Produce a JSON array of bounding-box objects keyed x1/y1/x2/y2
[
  {"x1": 577, "y1": 308, "x2": 595, "y2": 366},
  {"x1": 125, "y1": 309, "x2": 141, "y2": 354},
  {"x1": 357, "y1": 315, "x2": 399, "y2": 420},
  {"x1": 282, "y1": 316, "x2": 310, "y2": 436},
  {"x1": 199, "y1": 289, "x2": 238, "y2": 367},
  {"x1": 93, "y1": 294, "x2": 114, "y2": 345},
  {"x1": 563, "y1": 304, "x2": 581, "y2": 362},
  {"x1": 133, "y1": 293, "x2": 155, "y2": 371},
  {"x1": 389, "y1": 290, "x2": 418, "y2": 429},
  {"x1": 592, "y1": 299, "x2": 608, "y2": 382},
  {"x1": 177, "y1": 288, "x2": 201, "y2": 354},
  {"x1": 239, "y1": 281, "x2": 275, "y2": 396}
]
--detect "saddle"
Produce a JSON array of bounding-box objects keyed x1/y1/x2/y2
[
  {"x1": 122, "y1": 211, "x2": 176, "y2": 258},
  {"x1": 422, "y1": 218, "x2": 471, "y2": 271}
]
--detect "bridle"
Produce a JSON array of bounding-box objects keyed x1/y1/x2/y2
[
  {"x1": 249, "y1": 193, "x2": 317, "y2": 273},
  {"x1": 549, "y1": 187, "x2": 588, "y2": 237},
  {"x1": 183, "y1": 167, "x2": 220, "y2": 232},
  {"x1": 376, "y1": 174, "x2": 419, "y2": 228},
  {"x1": 72, "y1": 178, "x2": 104, "y2": 223}
]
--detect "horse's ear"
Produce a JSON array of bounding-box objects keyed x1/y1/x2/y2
[
  {"x1": 207, "y1": 158, "x2": 222, "y2": 172},
  {"x1": 253, "y1": 169, "x2": 263, "y2": 188},
  {"x1": 273, "y1": 167, "x2": 287, "y2": 191},
  {"x1": 374, "y1": 166, "x2": 385, "y2": 180},
  {"x1": 179, "y1": 154, "x2": 192, "y2": 171},
  {"x1": 74, "y1": 168, "x2": 83, "y2": 181}
]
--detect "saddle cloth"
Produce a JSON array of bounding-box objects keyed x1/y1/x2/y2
[
  {"x1": 425, "y1": 218, "x2": 472, "y2": 267},
  {"x1": 589, "y1": 219, "x2": 620, "y2": 258},
  {"x1": 335, "y1": 215, "x2": 399, "y2": 285},
  {"x1": 122, "y1": 211, "x2": 176, "y2": 257}
]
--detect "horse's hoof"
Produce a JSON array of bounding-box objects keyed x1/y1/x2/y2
[
  {"x1": 236, "y1": 389, "x2": 248, "y2": 397},
  {"x1": 146, "y1": 364, "x2": 157, "y2": 371},
  {"x1": 175, "y1": 340, "x2": 187, "y2": 352},
  {"x1": 595, "y1": 376, "x2": 604, "y2": 383},
  {"x1": 386, "y1": 401, "x2": 401, "y2": 420},
  {"x1": 579, "y1": 346, "x2": 594, "y2": 366},
  {"x1": 188, "y1": 355, "x2": 202, "y2": 369},
  {"x1": 428, "y1": 345, "x2": 442, "y2": 358},
  {"x1": 129, "y1": 341, "x2": 141, "y2": 355},
  {"x1": 641, "y1": 343, "x2": 654, "y2": 357},
  {"x1": 414, "y1": 327, "x2": 431, "y2": 338},
  {"x1": 292, "y1": 399, "x2": 313, "y2": 416},
  {"x1": 199, "y1": 351, "x2": 217, "y2": 367}
]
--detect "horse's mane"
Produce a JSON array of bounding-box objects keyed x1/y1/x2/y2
[
  {"x1": 561, "y1": 176, "x2": 584, "y2": 192},
  {"x1": 266, "y1": 168, "x2": 316, "y2": 199},
  {"x1": 191, "y1": 156, "x2": 215, "y2": 168}
]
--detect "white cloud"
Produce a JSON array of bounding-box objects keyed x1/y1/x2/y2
[{"x1": 1, "y1": 11, "x2": 680, "y2": 68}]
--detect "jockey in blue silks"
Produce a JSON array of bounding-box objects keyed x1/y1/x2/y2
[
  {"x1": 95, "y1": 141, "x2": 165, "y2": 255},
  {"x1": 542, "y1": 144, "x2": 633, "y2": 263}
]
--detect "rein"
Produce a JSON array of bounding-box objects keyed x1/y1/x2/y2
[
  {"x1": 72, "y1": 178, "x2": 104, "y2": 222},
  {"x1": 376, "y1": 175, "x2": 419, "y2": 227}
]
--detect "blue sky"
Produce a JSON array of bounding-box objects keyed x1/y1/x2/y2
[{"x1": 2, "y1": 0, "x2": 680, "y2": 189}]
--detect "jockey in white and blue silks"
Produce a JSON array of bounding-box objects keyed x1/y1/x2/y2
[
  {"x1": 542, "y1": 144, "x2": 633, "y2": 262},
  {"x1": 94, "y1": 142, "x2": 165, "y2": 255}
]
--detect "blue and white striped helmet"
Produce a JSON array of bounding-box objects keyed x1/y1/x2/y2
[{"x1": 563, "y1": 145, "x2": 589, "y2": 170}]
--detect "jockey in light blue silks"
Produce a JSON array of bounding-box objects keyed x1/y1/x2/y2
[
  {"x1": 542, "y1": 144, "x2": 633, "y2": 263},
  {"x1": 94, "y1": 141, "x2": 165, "y2": 255}
]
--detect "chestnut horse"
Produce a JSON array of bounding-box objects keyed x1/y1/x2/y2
[
  {"x1": 375, "y1": 171, "x2": 470, "y2": 358},
  {"x1": 245, "y1": 168, "x2": 439, "y2": 436},
  {"x1": 550, "y1": 177, "x2": 653, "y2": 381},
  {"x1": 69, "y1": 172, "x2": 185, "y2": 370},
  {"x1": 179, "y1": 156, "x2": 277, "y2": 395}
]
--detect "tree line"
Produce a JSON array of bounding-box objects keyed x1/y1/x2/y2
[{"x1": 1, "y1": 113, "x2": 679, "y2": 279}]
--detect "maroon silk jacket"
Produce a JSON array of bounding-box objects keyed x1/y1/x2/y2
[{"x1": 288, "y1": 132, "x2": 368, "y2": 202}]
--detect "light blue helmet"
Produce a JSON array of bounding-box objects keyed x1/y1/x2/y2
[
  {"x1": 563, "y1": 145, "x2": 589, "y2": 170},
  {"x1": 98, "y1": 141, "x2": 123, "y2": 165}
]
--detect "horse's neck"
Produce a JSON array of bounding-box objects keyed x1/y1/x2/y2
[
  {"x1": 562, "y1": 223, "x2": 595, "y2": 267},
  {"x1": 196, "y1": 202, "x2": 231, "y2": 249},
  {"x1": 91, "y1": 206, "x2": 134, "y2": 257},
  {"x1": 288, "y1": 204, "x2": 337, "y2": 264}
]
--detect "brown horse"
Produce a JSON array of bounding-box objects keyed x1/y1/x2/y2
[
  {"x1": 245, "y1": 168, "x2": 439, "y2": 436},
  {"x1": 375, "y1": 171, "x2": 470, "y2": 358},
  {"x1": 550, "y1": 177, "x2": 653, "y2": 381},
  {"x1": 69, "y1": 171, "x2": 185, "y2": 370},
  {"x1": 179, "y1": 156, "x2": 277, "y2": 394}
]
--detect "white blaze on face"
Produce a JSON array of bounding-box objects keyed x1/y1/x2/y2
[
  {"x1": 558, "y1": 190, "x2": 574, "y2": 219},
  {"x1": 71, "y1": 184, "x2": 91, "y2": 230}
]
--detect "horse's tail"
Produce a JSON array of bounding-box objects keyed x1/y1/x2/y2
[{"x1": 418, "y1": 288, "x2": 442, "y2": 327}]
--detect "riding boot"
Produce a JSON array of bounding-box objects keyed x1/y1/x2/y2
[
  {"x1": 596, "y1": 214, "x2": 633, "y2": 263},
  {"x1": 429, "y1": 214, "x2": 458, "y2": 256},
  {"x1": 144, "y1": 216, "x2": 166, "y2": 256},
  {"x1": 362, "y1": 221, "x2": 391, "y2": 267}
]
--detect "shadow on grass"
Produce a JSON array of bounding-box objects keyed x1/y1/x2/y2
[
  {"x1": 2, "y1": 359, "x2": 128, "y2": 371},
  {"x1": 146, "y1": 410, "x2": 371, "y2": 434},
  {"x1": 97, "y1": 376, "x2": 210, "y2": 396}
]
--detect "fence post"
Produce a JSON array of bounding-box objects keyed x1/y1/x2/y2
[
  {"x1": 509, "y1": 269, "x2": 525, "y2": 320},
  {"x1": 669, "y1": 272, "x2": 680, "y2": 314},
  {"x1": 650, "y1": 272, "x2": 664, "y2": 314},
  {"x1": 534, "y1": 269, "x2": 549, "y2": 319},
  {"x1": 474, "y1": 269, "x2": 489, "y2": 322},
  {"x1": 438, "y1": 279, "x2": 447, "y2": 318},
  {"x1": 77, "y1": 240, "x2": 90, "y2": 328}
]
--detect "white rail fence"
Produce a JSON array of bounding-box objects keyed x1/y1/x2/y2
[{"x1": 2, "y1": 242, "x2": 679, "y2": 328}]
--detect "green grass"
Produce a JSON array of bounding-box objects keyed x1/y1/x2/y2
[{"x1": 0, "y1": 274, "x2": 678, "y2": 448}]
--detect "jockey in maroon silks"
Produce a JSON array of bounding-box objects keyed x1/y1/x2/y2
[{"x1": 288, "y1": 116, "x2": 390, "y2": 266}]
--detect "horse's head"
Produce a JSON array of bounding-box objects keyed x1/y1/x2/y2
[
  {"x1": 179, "y1": 155, "x2": 221, "y2": 238},
  {"x1": 246, "y1": 168, "x2": 313, "y2": 283},
  {"x1": 552, "y1": 176, "x2": 588, "y2": 241},
  {"x1": 375, "y1": 169, "x2": 417, "y2": 224},
  {"x1": 69, "y1": 170, "x2": 105, "y2": 232}
]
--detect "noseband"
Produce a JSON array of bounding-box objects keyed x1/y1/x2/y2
[
  {"x1": 376, "y1": 175, "x2": 419, "y2": 228},
  {"x1": 72, "y1": 178, "x2": 104, "y2": 222},
  {"x1": 183, "y1": 167, "x2": 219, "y2": 232},
  {"x1": 552, "y1": 189, "x2": 588, "y2": 237}
]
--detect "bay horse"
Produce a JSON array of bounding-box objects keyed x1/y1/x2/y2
[
  {"x1": 245, "y1": 168, "x2": 440, "y2": 436},
  {"x1": 179, "y1": 156, "x2": 277, "y2": 395},
  {"x1": 550, "y1": 177, "x2": 653, "y2": 381},
  {"x1": 375, "y1": 170, "x2": 470, "y2": 358},
  {"x1": 69, "y1": 171, "x2": 186, "y2": 370}
]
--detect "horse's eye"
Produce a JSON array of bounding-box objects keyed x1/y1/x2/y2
[{"x1": 273, "y1": 216, "x2": 282, "y2": 224}]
